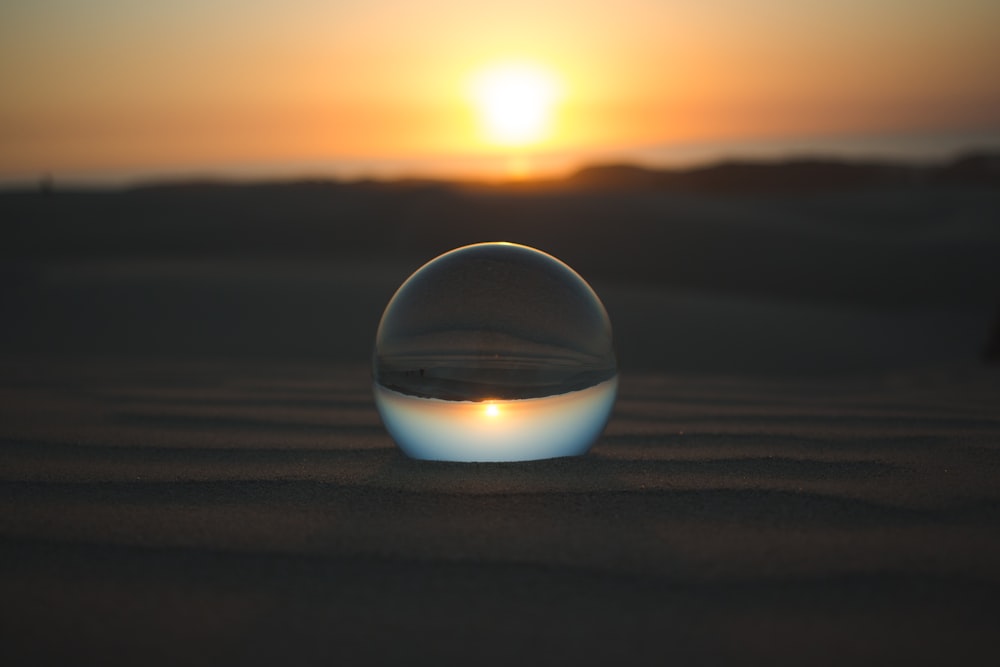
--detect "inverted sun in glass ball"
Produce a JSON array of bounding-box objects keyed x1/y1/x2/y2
[{"x1": 372, "y1": 242, "x2": 617, "y2": 462}]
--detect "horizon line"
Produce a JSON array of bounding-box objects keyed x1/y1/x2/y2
[{"x1": 3, "y1": 127, "x2": 999, "y2": 190}]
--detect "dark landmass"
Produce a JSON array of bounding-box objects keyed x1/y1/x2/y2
[
  {"x1": 568, "y1": 151, "x2": 1000, "y2": 192},
  {"x1": 376, "y1": 366, "x2": 617, "y2": 401}
]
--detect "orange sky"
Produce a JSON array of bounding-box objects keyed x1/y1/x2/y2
[{"x1": 1, "y1": 0, "x2": 999, "y2": 180}]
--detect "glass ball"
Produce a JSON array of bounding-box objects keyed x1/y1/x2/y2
[{"x1": 373, "y1": 242, "x2": 617, "y2": 462}]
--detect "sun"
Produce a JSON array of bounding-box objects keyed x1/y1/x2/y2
[{"x1": 470, "y1": 62, "x2": 561, "y2": 147}]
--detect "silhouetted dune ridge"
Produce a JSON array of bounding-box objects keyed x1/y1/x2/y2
[{"x1": 570, "y1": 151, "x2": 1000, "y2": 192}]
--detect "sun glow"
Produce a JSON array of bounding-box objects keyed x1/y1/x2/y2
[
  {"x1": 484, "y1": 403, "x2": 501, "y2": 418},
  {"x1": 470, "y1": 62, "x2": 561, "y2": 147}
]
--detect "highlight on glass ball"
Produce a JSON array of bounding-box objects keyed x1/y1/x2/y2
[{"x1": 372, "y1": 242, "x2": 617, "y2": 462}]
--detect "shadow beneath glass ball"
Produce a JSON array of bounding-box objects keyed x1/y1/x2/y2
[{"x1": 367, "y1": 448, "x2": 612, "y2": 495}]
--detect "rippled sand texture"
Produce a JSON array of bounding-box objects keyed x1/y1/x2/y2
[{"x1": 2, "y1": 359, "x2": 999, "y2": 665}]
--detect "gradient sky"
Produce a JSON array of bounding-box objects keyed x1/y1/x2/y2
[{"x1": 2, "y1": 0, "x2": 998, "y2": 180}]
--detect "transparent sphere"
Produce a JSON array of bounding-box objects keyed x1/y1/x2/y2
[{"x1": 373, "y1": 242, "x2": 617, "y2": 462}]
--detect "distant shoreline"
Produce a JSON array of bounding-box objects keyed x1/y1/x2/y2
[
  {"x1": 2, "y1": 149, "x2": 998, "y2": 195},
  {"x1": 3, "y1": 128, "x2": 998, "y2": 190}
]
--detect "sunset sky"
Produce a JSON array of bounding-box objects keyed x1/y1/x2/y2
[{"x1": 2, "y1": 0, "x2": 999, "y2": 181}]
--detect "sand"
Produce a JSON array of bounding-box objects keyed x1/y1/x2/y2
[
  {"x1": 2, "y1": 289, "x2": 999, "y2": 665},
  {"x1": 2, "y1": 175, "x2": 1000, "y2": 664}
]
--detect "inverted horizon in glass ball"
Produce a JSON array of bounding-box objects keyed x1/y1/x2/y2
[{"x1": 373, "y1": 242, "x2": 617, "y2": 462}]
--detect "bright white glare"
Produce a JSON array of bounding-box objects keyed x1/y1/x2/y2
[{"x1": 471, "y1": 63, "x2": 560, "y2": 146}]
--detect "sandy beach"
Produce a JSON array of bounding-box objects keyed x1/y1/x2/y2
[{"x1": 2, "y1": 167, "x2": 1000, "y2": 664}]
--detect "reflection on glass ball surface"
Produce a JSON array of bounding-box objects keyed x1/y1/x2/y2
[{"x1": 373, "y1": 242, "x2": 617, "y2": 462}]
